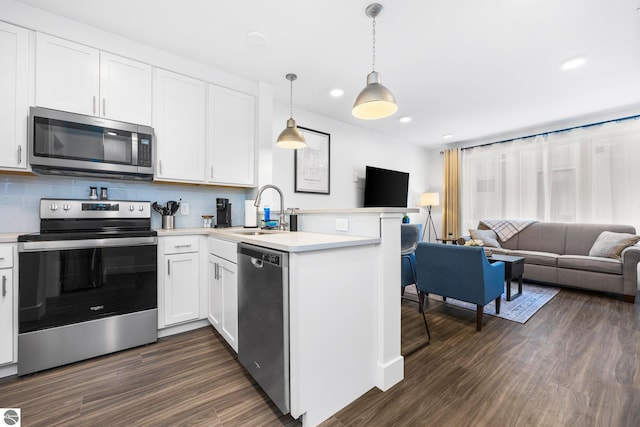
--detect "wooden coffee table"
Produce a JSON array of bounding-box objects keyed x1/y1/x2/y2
[{"x1": 487, "y1": 254, "x2": 525, "y2": 301}]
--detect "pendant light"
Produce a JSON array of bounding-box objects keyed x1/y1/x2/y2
[
  {"x1": 352, "y1": 3, "x2": 398, "y2": 120},
  {"x1": 276, "y1": 73, "x2": 306, "y2": 149}
]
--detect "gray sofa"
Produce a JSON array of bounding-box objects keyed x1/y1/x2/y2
[{"x1": 461, "y1": 222, "x2": 640, "y2": 303}]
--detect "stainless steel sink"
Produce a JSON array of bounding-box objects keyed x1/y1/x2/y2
[{"x1": 230, "y1": 229, "x2": 284, "y2": 236}]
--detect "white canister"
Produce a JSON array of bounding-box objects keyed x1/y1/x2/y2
[{"x1": 244, "y1": 200, "x2": 258, "y2": 228}]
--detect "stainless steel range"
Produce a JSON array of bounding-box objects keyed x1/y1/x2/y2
[{"x1": 17, "y1": 198, "x2": 158, "y2": 375}]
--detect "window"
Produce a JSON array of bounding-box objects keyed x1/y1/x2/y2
[{"x1": 462, "y1": 118, "x2": 640, "y2": 233}]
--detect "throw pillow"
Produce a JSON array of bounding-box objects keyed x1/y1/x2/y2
[
  {"x1": 588, "y1": 231, "x2": 640, "y2": 259},
  {"x1": 469, "y1": 229, "x2": 501, "y2": 248}
]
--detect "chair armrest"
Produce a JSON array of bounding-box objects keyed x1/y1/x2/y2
[
  {"x1": 484, "y1": 260, "x2": 505, "y2": 302},
  {"x1": 622, "y1": 245, "x2": 640, "y2": 297}
]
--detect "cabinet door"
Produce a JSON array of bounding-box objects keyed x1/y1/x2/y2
[
  {"x1": 220, "y1": 258, "x2": 238, "y2": 352},
  {"x1": 207, "y1": 254, "x2": 222, "y2": 330},
  {"x1": 99, "y1": 52, "x2": 152, "y2": 125},
  {"x1": 154, "y1": 69, "x2": 206, "y2": 182},
  {"x1": 0, "y1": 22, "x2": 29, "y2": 170},
  {"x1": 0, "y1": 269, "x2": 13, "y2": 365},
  {"x1": 207, "y1": 254, "x2": 238, "y2": 352},
  {"x1": 35, "y1": 33, "x2": 99, "y2": 116},
  {"x1": 164, "y1": 252, "x2": 200, "y2": 326},
  {"x1": 207, "y1": 84, "x2": 256, "y2": 186}
]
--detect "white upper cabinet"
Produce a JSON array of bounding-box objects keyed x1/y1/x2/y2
[
  {"x1": 36, "y1": 33, "x2": 100, "y2": 116},
  {"x1": 207, "y1": 84, "x2": 256, "y2": 187},
  {"x1": 99, "y1": 52, "x2": 152, "y2": 125},
  {"x1": 153, "y1": 69, "x2": 206, "y2": 183},
  {"x1": 0, "y1": 22, "x2": 30, "y2": 170},
  {"x1": 35, "y1": 33, "x2": 152, "y2": 125}
]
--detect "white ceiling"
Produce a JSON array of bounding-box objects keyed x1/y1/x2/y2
[{"x1": 15, "y1": 0, "x2": 640, "y2": 147}]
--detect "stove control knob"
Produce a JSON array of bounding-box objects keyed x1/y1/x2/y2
[
  {"x1": 49, "y1": 203, "x2": 58, "y2": 211},
  {"x1": 129, "y1": 205, "x2": 135, "y2": 212},
  {"x1": 138, "y1": 205, "x2": 144, "y2": 211},
  {"x1": 63, "y1": 204, "x2": 71, "y2": 211}
]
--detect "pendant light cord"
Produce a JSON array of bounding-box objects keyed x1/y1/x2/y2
[
  {"x1": 371, "y1": 16, "x2": 377, "y2": 71},
  {"x1": 289, "y1": 77, "x2": 294, "y2": 119}
]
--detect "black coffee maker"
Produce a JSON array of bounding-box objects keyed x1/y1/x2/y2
[{"x1": 215, "y1": 198, "x2": 232, "y2": 228}]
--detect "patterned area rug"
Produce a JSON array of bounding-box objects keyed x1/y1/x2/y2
[{"x1": 405, "y1": 282, "x2": 560, "y2": 324}]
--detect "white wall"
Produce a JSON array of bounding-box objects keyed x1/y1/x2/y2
[{"x1": 258, "y1": 103, "x2": 432, "y2": 221}]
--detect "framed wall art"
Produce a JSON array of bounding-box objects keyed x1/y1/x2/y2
[{"x1": 294, "y1": 127, "x2": 330, "y2": 194}]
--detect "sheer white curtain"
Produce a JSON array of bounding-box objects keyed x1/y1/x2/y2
[{"x1": 461, "y1": 117, "x2": 640, "y2": 233}]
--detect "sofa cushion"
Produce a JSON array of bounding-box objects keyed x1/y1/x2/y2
[
  {"x1": 565, "y1": 223, "x2": 636, "y2": 255},
  {"x1": 513, "y1": 222, "x2": 567, "y2": 254},
  {"x1": 470, "y1": 229, "x2": 501, "y2": 248},
  {"x1": 558, "y1": 255, "x2": 622, "y2": 275},
  {"x1": 588, "y1": 231, "x2": 640, "y2": 260},
  {"x1": 508, "y1": 250, "x2": 558, "y2": 267}
]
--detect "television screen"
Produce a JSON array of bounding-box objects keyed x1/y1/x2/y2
[{"x1": 363, "y1": 166, "x2": 410, "y2": 208}]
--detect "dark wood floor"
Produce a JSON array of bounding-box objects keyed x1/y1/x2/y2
[{"x1": 1, "y1": 285, "x2": 640, "y2": 426}]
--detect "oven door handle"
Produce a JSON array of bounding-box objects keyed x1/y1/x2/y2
[{"x1": 18, "y1": 236, "x2": 157, "y2": 252}]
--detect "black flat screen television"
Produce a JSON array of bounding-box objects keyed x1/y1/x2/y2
[{"x1": 363, "y1": 166, "x2": 410, "y2": 208}]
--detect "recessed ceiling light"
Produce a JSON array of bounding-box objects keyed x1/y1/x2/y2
[
  {"x1": 560, "y1": 56, "x2": 586, "y2": 70},
  {"x1": 442, "y1": 134, "x2": 454, "y2": 140},
  {"x1": 246, "y1": 31, "x2": 268, "y2": 47},
  {"x1": 329, "y1": 88, "x2": 344, "y2": 98},
  {"x1": 399, "y1": 116, "x2": 412, "y2": 123}
]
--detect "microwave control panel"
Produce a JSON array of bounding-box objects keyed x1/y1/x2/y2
[{"x1": 137, "y1": 134, "x2": 153, "y2": 167}]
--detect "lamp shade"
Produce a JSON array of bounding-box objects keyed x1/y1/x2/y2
[
  {"x1": 276, "y1": 118, "x2": 306, "y2": 149},
  {"x1": 419, "y1": 192, "x2": 440, "y2": 207},
  {"x1": 352, "y1": 71, "x2": 398, "y2": 120}
]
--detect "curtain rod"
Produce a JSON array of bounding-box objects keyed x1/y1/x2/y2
[{"x1": 460, "y1": 114, "x2": 640, "y2": 151}]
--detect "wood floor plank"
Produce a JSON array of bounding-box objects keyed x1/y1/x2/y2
[{"x1": 1, "y1": 286, "x2": 640, "y2": 426}]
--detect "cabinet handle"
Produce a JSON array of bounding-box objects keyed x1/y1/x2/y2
[
  {"x1": 2, "y1": 275, "x2": 6, "y2": 297},
  {"x1": 159, "y1": 160, "x2": 163, "y2": 175},
  {"x1": 17, "y1": 146, "x2": 22, "y2": 164},
  {"x1": 216, "y1": 263, "x2": 220, "y2": 280},
  {"x1": 167, "y1": 259, "x2": 171, "y2": 276},
  {"x1": 174, "y1": 244, "x2": 192, "y2": 249},
  {"x1": 103, "y1": 98, "x2": 106, "y2": 116},
  {"x1": 210, "y1": 167, "x2": 213, "y2": 179},
  {"x1": 93, "y1": 96, "x2": 96, "y2": 115}
]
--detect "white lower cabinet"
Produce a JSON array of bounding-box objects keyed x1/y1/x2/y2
[
  {"x1": 208, "y1": 238, "x2": 238, "y2": 352},
  {"x1": 0, "y1": 245, "x2": 16, "y2": 366},
  {"x1": 160, "y1": 236, "x2": 200, "y2": 327}
]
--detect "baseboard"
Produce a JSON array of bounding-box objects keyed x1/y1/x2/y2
[
  {"x1": 158, "y1": 319, "x2": 210, "y2": 338},
  {"x1": 0, "y1": 363, "x2": 17, "y2": 379},
  {"x1": 376, "y1": 355, "x2": 404, "y2": 391}
]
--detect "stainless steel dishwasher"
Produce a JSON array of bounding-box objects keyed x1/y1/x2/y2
[{"x1": 237, "y1": 243, "x2": 290, "y2": 414}]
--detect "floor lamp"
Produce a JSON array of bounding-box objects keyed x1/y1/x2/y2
[{"x1": 419, "y1": 192, "x2": 439, "y2": 242}]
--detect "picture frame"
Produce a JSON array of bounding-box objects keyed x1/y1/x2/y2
[{"x1": 294, "y1": 127, "x2": 330, "y2": 194}]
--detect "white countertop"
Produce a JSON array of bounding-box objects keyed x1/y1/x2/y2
[
  {"x1": 157, "y1": 227, "x2": 380, "y2": 252},
  {"x1": 298, "y1": 207, "x2": 419, "y2": 214},
  {"x1": 0, "y1": 228, "x2": 380, "y2": 252},
  {"x1": 0, "y1": 233, "x2": 26, "y2": 243}
]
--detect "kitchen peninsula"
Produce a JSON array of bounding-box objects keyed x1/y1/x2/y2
[{"x1": 158, "y1": 207, "x2": 415, "y2": 426}]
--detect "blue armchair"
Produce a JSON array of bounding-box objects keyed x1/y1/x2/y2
[{"x1": 414, "y1": 242, "x2": 505, "y2": 331}]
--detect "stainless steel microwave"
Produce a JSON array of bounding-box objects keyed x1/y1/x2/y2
[{"x1": 28, "y1": 107, "x2": 155, "y2": 181}]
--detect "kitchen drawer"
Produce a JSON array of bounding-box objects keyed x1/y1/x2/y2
[
  {"x1": 163, "y1": 236, "x2": 200, "y2": 254},
  {"x1": 208, "y1": 237, "x2": 237, "y2": 264},
  {"x1": 0, "y1": 246, "x2": 13, "y2": 268}
]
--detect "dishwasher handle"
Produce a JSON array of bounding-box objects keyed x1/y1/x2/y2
[{"x1": 250, "y1": 257, "x2": 264, "y2": 268}]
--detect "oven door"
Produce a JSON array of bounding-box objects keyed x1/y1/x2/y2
[{"x1": 18, "y1": 237, "x2": 157, "y2": 334}]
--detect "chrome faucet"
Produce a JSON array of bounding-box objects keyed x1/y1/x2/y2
[{"x1": 254, "y1": 184, "x2": 287, "y2": 231}]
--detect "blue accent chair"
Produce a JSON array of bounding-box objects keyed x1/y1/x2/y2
[
  {"x1": 414, "y1": 242, "x2": 505, "y2": 332},
  {"x1": 400, "y1": 224, "x2": 430, "y2": 344}
]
